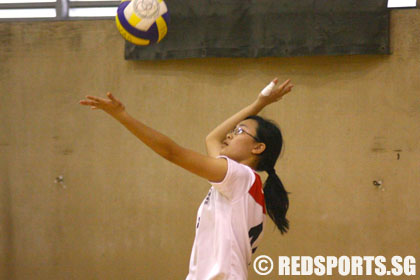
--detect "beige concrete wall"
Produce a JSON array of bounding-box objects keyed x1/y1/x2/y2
[{"x1": 1, "y1": 9, "x2": 419, "y2": 280}]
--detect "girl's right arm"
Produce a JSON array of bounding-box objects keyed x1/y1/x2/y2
[
  {"x1": 205, "y1": 78, "x2": 293, "y2": 157},
  {"x1": 79, "y1": 92, "x2": 229, "y2": 183}
]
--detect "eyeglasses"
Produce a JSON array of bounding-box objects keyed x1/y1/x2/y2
[{"x1": 229, "y1": 127, "x2": 260, "y2": 142}]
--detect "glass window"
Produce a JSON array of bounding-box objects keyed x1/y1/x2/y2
[
  {"x1": 0, "y1": 8, "x2": 56, "y2": 18},
  {"x1": 69, "y1": 7, "x2": 117, "y2": 17},
  {"x1": 0, "y1": 0, "x2": 55, "y2": 2},
  {"x1": 69, "y1": 0, "x2": 117, "y2": 2}
]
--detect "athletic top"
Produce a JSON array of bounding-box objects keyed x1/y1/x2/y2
[{"x1": 186, "y1": 156, "x2": 266, "y2": 280}]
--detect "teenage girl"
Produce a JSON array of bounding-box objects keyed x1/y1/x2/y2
[{"x1": 79, "y1": 78, "x2": 293, "y2": 279}]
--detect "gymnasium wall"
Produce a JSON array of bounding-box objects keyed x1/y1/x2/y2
[{"x1": 1, "y1": 9, "x2": 419, "y2": 280}]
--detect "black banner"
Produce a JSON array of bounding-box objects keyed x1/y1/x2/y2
[{"x1": 125, "y1": 0, "x2": 390, "y2": 60}]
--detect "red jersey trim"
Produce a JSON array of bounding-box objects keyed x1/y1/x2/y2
[{"x1": 249, "y1": 172, "x2": 266, "y2": 214}]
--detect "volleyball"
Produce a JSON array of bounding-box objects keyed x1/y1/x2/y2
[{"x1": 115, "y1": 0, "x2": 170, "y2": 46}]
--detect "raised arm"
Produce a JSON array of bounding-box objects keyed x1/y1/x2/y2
[
  {"x1": 205, "y1": 78, "x2": 293, "y2": 158},
  {"x1": 79, "y1": 92, "x2": 228, "y2": 182}
]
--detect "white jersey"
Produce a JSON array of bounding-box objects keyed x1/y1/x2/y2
[{"x1": 186, "y1": 156, "x2": 266, "y2": 280}]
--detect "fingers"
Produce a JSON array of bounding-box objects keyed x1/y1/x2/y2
[
  {"x1": 79, "y1": 92, "x2": 123, "y2": 114},
  {"x1": 86, "y1": 95, "x2": 106, "y2": 103},
  {"x1": 79, "y1": 94, "x2": 111, "y2": 108},
  {"x1": 278, "y1": 79, "x2": 291, "y2": 89},
  {"x1": 285, "y1": 83, "x2": 293, "y2": 91},
  {"x1": 280, "y1": 79, "x2": 293, "y2": 92},
  {"x1": 284, "y1": 85, "x2": 293, "y2": 97},
  {"x1": 79, "y1": 99, "x2": 98, "y2": 106},
  {"x1": 282, "y1": 85, "x2": 293, "y2": 96},
  {"x1": 269, "y1": 79, "x2": 293, "y2": 100},
  {"x1": 107, "y1": 92, "x2": 117, "y2": 102}
]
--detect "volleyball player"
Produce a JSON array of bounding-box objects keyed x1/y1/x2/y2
[{"x1": 79, "y1": 78, "x2": 293, "y2": 279}]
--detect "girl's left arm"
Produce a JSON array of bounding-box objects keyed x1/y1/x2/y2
[{"x1": 79, "y1": 92, "x2": 228, "y2": 183}]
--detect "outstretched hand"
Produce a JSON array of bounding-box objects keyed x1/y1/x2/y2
[
  {"x1": 258, "y1": 78, "x2": 293, "y2": 106},
  {"x1": 79, "y1": 92, "x2": 126, "y2": 117}
]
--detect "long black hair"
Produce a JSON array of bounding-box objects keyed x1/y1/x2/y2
[{"x1": 245, "y1": 115, "x2": 290, "y2": 234}]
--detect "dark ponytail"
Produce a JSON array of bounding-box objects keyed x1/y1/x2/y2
[{"x1": 245, "y1": 115, "x2": 290, "y2": 234}]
